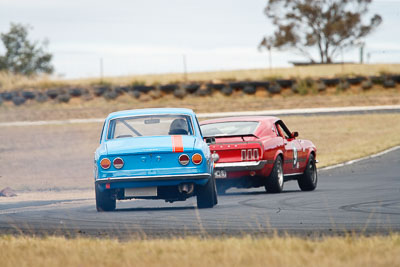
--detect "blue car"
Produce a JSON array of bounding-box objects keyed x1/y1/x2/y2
[{"x1": 94, "y1": 108, "x2": 217, "y2": 211}]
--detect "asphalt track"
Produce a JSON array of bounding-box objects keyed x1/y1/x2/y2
[{"x1": 0, "y1": 147, "x2": 399, "y2": 238}]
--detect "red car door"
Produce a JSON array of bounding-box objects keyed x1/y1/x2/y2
[{"x1": 275, "y1": 121, "x2": 302, "y2": 174}]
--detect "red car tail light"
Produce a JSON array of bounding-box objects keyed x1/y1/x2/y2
[
  {"x1": 253, "y1": 149, "x2": 259, "y2": 160},
  {"x1": 100, "y1": 158, "x2": 111, "y2": 169},
  {"x1": 113, "y1": 157, "x2": 124, "y2": 169},
  {"x1": 179, "y1": 154, "x2": 190, "y2": 165},
  {"x1": 241, "y1": 150, "x2": 246, "y2": 161},
  {"x1": 247, "y1": 149, "x2": 252, "y2": 160},
  {"x1": 241, "y1": 149, "x2": 261, "y2": 161},
  {"x1": 192, "y1": 153, "x2": 203, "y2": 165}
]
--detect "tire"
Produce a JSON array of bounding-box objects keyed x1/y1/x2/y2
[
  {"x1": 212, "y1": 176, "x2": 218, "y2": 205},
  {"x1": 197, "y1": 176, "x2": 217, "y2": 208},
  {"x1": 265, "y1": 156, "x2": 284, "y2": 193},
  {"x1": 95, "y1": 185, "x2": 116, "y2": 212},
  {"x1": 298, "y1": 154, "x2": 317, "y2": 191}
]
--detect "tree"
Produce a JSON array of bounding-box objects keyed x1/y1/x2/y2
[
  {"x1": 0, "y1": 23, "x2": 54, "y2": 75},
  {"x1": 259, "y1": 0, "x2": 382, "y2": 63}
]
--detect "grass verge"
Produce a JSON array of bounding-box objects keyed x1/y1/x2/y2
[
  {"x1": 280, "y1": 114, "x2": 400, "y2": 167},
  {"x1": 0, "y1": 234, "x2": 399, "y2": 267}
]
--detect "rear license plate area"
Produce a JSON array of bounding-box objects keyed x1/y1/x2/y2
[
  {"x1": 125, "y1": 187, "x2": 157, "y2": 197},
  {"x1": 215, "y1": 169, "x2": 227, "y2": 178}
]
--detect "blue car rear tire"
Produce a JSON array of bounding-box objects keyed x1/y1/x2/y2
[
  {"x1": 196, "y1": 176, "x2": 217, "y2": 208},
  {"x1": 95, "y1": 185, "x2": 116, "y2": 212}
]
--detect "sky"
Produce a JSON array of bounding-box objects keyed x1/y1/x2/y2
[{"x1": 0, "y1": 0, "x2": 399, "y2": 79}]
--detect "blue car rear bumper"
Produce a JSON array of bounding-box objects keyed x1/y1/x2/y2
[{"x1": 95, "y1": 173, "x2": 211, "y2": 191}]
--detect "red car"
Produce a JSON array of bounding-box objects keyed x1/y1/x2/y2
[{"x1": 200, "y1": 116, "x2": 317, "y2": 194}]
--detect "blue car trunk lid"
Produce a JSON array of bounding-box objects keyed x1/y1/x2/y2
[{"x1": 99, "y1": 136, "x2": 202, "y2": 178}]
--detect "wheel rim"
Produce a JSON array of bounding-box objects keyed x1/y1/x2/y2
[{"x1": 277, "y1": 160, "x2": 283, "y2": 187}]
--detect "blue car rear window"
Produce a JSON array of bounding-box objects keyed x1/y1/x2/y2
[{"x1": 107, "y1": 114, "x2": 194, "y2": 139}]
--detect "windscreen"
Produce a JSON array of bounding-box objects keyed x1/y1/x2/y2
[
  {"x1": 108, "y1": 115, "x2": 193, "y2": 139},
  {"x1": 201, "y1": 121, "x2": 259, "y2": 137}
]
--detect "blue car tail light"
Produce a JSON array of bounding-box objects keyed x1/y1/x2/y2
[
  {"x1": 113, "y1": 157, "x2": 124, "y2": 169},
  {"x1": 192, "y1": 153, "x2": 203, "y2": 165},
  {"x1": 100, "y1": 158, "x2": 111, "y2": 169},
  {"x1": 179, "y1": 154, "x2": 190, "y2": 165}
]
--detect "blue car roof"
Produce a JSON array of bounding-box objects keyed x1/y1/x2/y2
[{"x1": 106, "y1": 108, "x2": 195, "y2": 120}]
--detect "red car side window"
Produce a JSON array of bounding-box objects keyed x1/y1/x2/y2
[
  {"x1": 276, "y1": 122, "x2": 291, "y2": 139},
  {"x1": 275, "y1": 124, "x2": 285, "y2": 138}
]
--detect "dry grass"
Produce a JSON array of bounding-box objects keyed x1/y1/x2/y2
[
  {"x1": 281, "y1": 114, "x2": 400, "y2": 167},
  {"x1": 1, "y1": 113, "x2": 399, "y2": 191},
  {"x1": 0, "y1": 234, "x2": 399, "y2": 267},
  {"x1": 1, "y1": 64, "x2": 400, "y2": 90},
  {"x1": 79, "y1": 63, "x2": 400, "y2": 85}
]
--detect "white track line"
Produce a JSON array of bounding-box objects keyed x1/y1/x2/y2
[
  {"x1": 1, "y1": 105, "x2": 400, "y2": 127},
  {"x1": 320, "y1": 145, "x2": 400, "y2": 171}
]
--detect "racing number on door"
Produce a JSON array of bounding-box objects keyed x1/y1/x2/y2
[{"x1": 292, "y1": 144, "x2": 298, "y2": 169}]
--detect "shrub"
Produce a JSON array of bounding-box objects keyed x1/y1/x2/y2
[
  {"x1": 221, "y1": 86, "x2": 233, "y2": 96},
  {"x1": 12, "y1": 95, "x2": 26, "y2": 106},
  {"x1": 316, "y1": 81, "x2": 327, "y2": 92},
  {"x1": 131, "y1": 80, "x2": 145, "y2": 86},
  {"x1": 361, "y1": 80, "x2": 373, "y2": 90},
  {"x1": 103, "y1": 89, "x2": 118, "y2": 100},
  {"x1": 115, "y1": 86, "x2": 130, "y2": 93},
  {"x1": 129, "y1": 90, "x2": 141, "y2": 99},
  {"x1": 196, "y1": 88, "x2": 211, "y2": 96},
  {"x1": 383, "y1": 79, "x2": 396, "y2": 88},
  {"x1": 268, "y1": 83, "x2": 282, "y2": 94},
  {"x1": 336, "y1": 81, "x2": 350, "y2": 92},
  {"x1": 173, "y1": 88, "x2": 186, "y2": 99},
  {"x1": 291, "y1": 83, "x2": 299, "y2": 94},
  {"x1": 93, "y1": 86, "x2": 108, "y2": 97},
  {"x1": 148, "y1": 88, "x2": 162, "y2": 99},
  {"x1": 294, "y1": 78, "x2": 314, "y2": 95},
  {"x1": 1, "y1": 91, "x2": 13, "y2": 101},
  {"x1": 57, "y1": 93, "x2": 70, "y2": 103},
  {"x1": 370, "y1": 76, "x2": 383, "y2": 85},
  {"x1": 69, "y1": 88, "x2": 83, "y2": 97},
  {"x1": 36, "y1": 93, "x2": 48, "y2": 103}
]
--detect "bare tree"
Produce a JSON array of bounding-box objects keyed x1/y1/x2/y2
[{"x1": 260, "y1": 0, "x2": 382, "y2": 63}]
